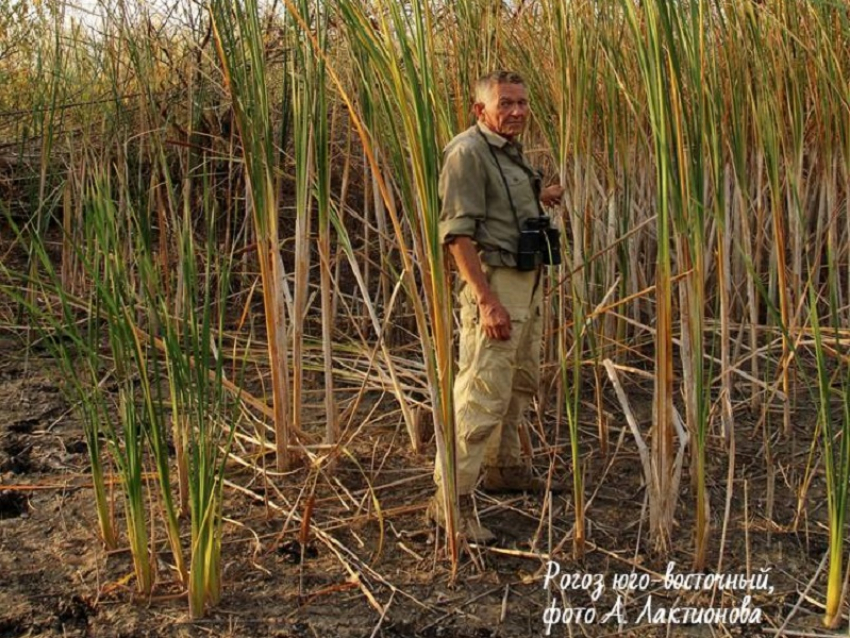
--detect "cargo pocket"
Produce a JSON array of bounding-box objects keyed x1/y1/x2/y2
[{"x1": 503, "y1": 306, "x2": 530, "y2": 323}]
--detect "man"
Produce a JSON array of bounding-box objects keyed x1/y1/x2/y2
[{"x1": 430, "y1": 70, "x2": 566, "y2": 544}]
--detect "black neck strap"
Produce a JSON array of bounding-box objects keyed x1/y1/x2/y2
[
  {"x1": 477, "y1": 127, "x2": 545, "y2": 232},
  {"x1": 478, "y1": 127, "x2": 522, "y2": 232}
]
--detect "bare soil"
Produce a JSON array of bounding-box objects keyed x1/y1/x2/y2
[{"x1": 0, "y1": 327, "x2": 844, "y2": 637}]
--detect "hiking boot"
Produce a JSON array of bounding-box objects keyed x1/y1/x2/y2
[
  {"x1": 481, "y1": 465, "x2": 567, "y2": 494},
  {"x1": 426, "y1": 492, "x2": 496, "y2": 544}
]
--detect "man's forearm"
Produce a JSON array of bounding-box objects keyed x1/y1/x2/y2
[
  {"x1": 448, "y1": 236, "x2": 512, "y2": 340},
  {"x1": 447, "y1": 237, "x2": 495, "y2": 304}
]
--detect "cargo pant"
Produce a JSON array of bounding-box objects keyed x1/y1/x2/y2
[{"x1": 434, "y1": 266, "x2": 543, "y2": 495}]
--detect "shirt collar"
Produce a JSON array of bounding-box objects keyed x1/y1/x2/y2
[{"x1": 476, "y1": 121, "x2": 522, "y2": 152}]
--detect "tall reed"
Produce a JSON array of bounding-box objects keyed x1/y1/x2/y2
[
  {"x1": 161, "y1": 199, "x2": 238, "y2": 618},
  {"x1": 287, "y1": 0, "x2": 338, "y2": 443},
  {"x1": 525, "y1": 0, "x2": 603, "y2": 559},
  {"x1": 85, "y1": 173, "x2": 154, "y2": 594},
  {"x1": 618, "y1": 0, "x2": 679, "y2": 551},
  {"x1": 808, "y1": 171, "x2": 850, "y2": 628},
  {"x1": 656, "y1": 0, "x2": 718, "y2": 571},
  {"x1": 327, "y1": 0, "x2": 460, "y2": 564},
  {"x1": 210, "y1": 0, "x2": 292, "y2": 471}
]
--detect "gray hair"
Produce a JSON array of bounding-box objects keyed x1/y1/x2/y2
[{"x1": 474, "y1": 70, "x2": 526, "y2": 103}]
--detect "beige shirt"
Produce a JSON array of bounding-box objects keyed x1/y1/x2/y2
[{"x1": 438, "y1": 122, "x2": 543, "y2": 268}]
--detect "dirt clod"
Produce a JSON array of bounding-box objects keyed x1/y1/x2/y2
[
  {"x1": 0, "y1": 490, "x2": 28, "y2": 519},
  {"x1": 54, "y1": 595, "x2": 95, "y2": 631}
]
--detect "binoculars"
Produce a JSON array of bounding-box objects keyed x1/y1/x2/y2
[{"x1": 516, "y1": 216, "x2": 562, "y2": 271}]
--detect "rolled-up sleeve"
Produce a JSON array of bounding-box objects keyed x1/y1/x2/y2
[{"x1": 438, "y1": 142, "x2": 486, "y2": 244}]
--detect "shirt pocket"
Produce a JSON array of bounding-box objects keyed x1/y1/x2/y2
[{"x1": 505, "y1": 171, "x2": 537, "y2": 217}]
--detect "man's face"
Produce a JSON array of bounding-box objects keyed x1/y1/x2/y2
[{"x1": 474, "y1": 82, "x2": 529, "y2": 140}]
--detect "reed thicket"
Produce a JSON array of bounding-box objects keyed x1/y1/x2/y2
[{"x1": 2, "y1": 0, "x2": 850, "y2": 625}]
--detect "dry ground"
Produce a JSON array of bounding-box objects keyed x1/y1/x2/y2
[{"x1": 0, "y1": 325, "x2": 845, "y2": 637}]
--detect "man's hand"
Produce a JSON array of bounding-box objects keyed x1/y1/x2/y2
[
  {"x1": 478, "y1": 292, "x2": 512, "y2": 341},
  {"x1": 541, "y1": 184, "x2": 565, "y2": 207}
]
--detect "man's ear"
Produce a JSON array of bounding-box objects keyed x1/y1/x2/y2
[{"x1": 472, "y1": 102, "x2": 484, "y2": 119}]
